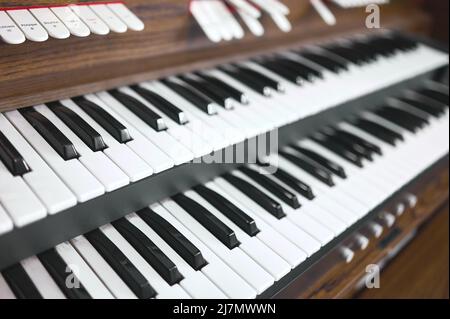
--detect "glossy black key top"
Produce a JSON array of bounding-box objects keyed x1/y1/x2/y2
[
  {"x1": 161, "y1": 79, "x2": 217, "y2": 115},
  {"x1": 38, "y1": 249, "x2": 91, "y2": 299},
  {"x1": 239, "y1": 166, "x2": 301, "y2": 209},
  {"x1": 179, "y1": 76, "x2": 231, "y2": 108},
  {"x1": 280, "y1": 150, "x2": 335, "y2": 187},
  {"x1": 290, "y1": 144, "x2": 347, "y2": 178},
  {"x1": 234, "y1": 64, "x2": 282, "y2": 91},
  {"x1": 47, "y1": 101, "x2": 108, "y2": 152},
  {"x1": 417, "y1": 88, "x2": 449, "y2": 106},
  {"x1": 298, "y1": 52, "x2": 348, "y2": 73},
  {"x1": 194, "y1": 73, "x2": 249, "y2": 104},
  {"x1": 223, "y1": 173, "x2": 286, "y2": 219},
  {"x1": 272, "y1": 58, "x2": 322, "y2": 81},
  {"x1": 2, "y1": 264, "x2": 42, "y2": 299},
  {"x1": 334, "y1": 129, "x2": 382, "y2": 155},
  {"x1": 323, "y1": 44, "x2": 368, "y2": 65},
  {"x1": 109, "y1": 89, "x2": 167, "y2": 132},
  {"x1": 271, "y1": 166, "x2": 315, "y2": 200},
  {"x1": 395, "y1": 97, "x2": 445, "y2": 118},
  {"x1": 257, "y1": 60, "x2": 303, "y2": 84},
  {"x1": 352, "y1": 119, "x2": 403, "y2": 146},
  {"x1": 322, "y1": 129, "x2": 373, "y2": 161},
  {"x1": 373, "y1": 108, "x2": 424, "y2": 133},
  {"x1": 131, "y1": 85, "x2": 188, "y2": 125},
  {"x1": 0, "y1": 130, "x2": 31, "y2": 176},
  {"x1": 20, "y1": 108, "x2": 79, "y2": 161},
  {"x1": 112, "y1": 218, "x2": 183, "y2": 286},
  {"x1": 85, "y1": 229, "x2": 156, "y2": 299},
  {"x1": 173, "y1": 193, "x2": 241, "y2": 249},
  {"x1": 219, "y1": 67, "x2": 269, "y2": 96},
  {"x1": 194, "y1": 184, "x2": 260, "y2": 236},
  {"x1": 138, "y1": 207, "x2": 207, "y2": 270},
  {"x1": 73, "y1": 96, "x2": 133, "y2": 144},
  {"x1": 310, "y1": 133, "x2": 364, "y2": 168}
]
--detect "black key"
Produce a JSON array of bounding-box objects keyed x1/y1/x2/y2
[
  {"x1": 322, "y1": 129, "x2": 374, "y2": 161},
  {"x1": 223, "y1": 173, "x2": 286, "y2": 219},
  {"x1": 323, "y1": 44, "x2": 368, "y2": 65},
  {"x1": 47, "y1": 101, "x2": 107, "y2": 152},
  {"x1": 161, "y1": 79, "x2": 217, "y2": 115},
  {"x1": 333, "y1": 129, "x2": 382, "y2": 155},
  {"x1": 85, "y1": 229, "x2": 156, "y2": 299},
  {"x1": 173, "y1": 193, "x2": 241, "y2": 249},
  {"x1": 219, "y1": 67, "x2": 269, "y2": 96},
  {"x1": 194, "y1": 184, "x2": 260, "y2": 236},
  {"x1": 239, "y1": 166, "x2": 301, "y2": 209},
  {"x1": 373, "y1": 108, "x2": 425, "y2": 133},
  {"x1": 417, "y1": 88, "x2": 449, "y2": 106},
  {"x1": 137, "y1": 207, "x2": 207, "y2": 270},
  {"x1": 38, "y1": 249, "x2": 91, "y2": 299},
  {"x1": 194, "y1": 73, "x2": 249, "y2": 104},
  {"x1": 311, "y1": 133, "x2": 364, "y2": 168},
  {"x1": 112, "y1": 218, "x2": 183, "y2": 286},
  {"x1": 352, "y1": 118, "x2": 404, "y2": 146},
  {"x1": 0, "y1": 130, "x2": 31, "y2": 176},
  {"x1": 234, "y1": 64, "x2": 282, "y2": 91},
  {"x1": 256, "y1": 60, "x2": 303, "y2": 85},
  {"x1": 73, "y1": 96, "x2": 132, "y2": 144},
  {"x1": 280, "y1": 150, "x2": 335, "y2": 187},
  {"x1": 131, "y1": 85, "x2": 188, "y2": 125},
  {"x1": 179, "y1": 76, "x2": 231, "y2": 108},
  {"x1": 298, "y1": 51, "x2": 348, "y2": 73},
  {"x1": 271, "y1": 57, "x2": 323, "y2": 81},
  {"x1": 290, "y1": 144, "x2": 347, "y2": 178},
  {"x1": 271, "y1": 166, "x2": 315, "y2": 200},
  {"x1": 395, "y1": 97, "x2": 445, "y2": 118},
  {"x1": 2, "y1": 264, "x2": 42, "y2": 299},
  {"x1": 20, "y1": 108, "x2": 79, "y2": 161},
  {"x1": 109, "y1": 89, "x2": 167, "y2": 131}
]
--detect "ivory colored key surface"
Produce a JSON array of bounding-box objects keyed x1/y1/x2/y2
[
  {"x1": 89, "y1": 4, "x2": 127, "y2": 33},
  {"x1": 51, "y1": 6, "x2": 90, "y2": 37},
  {"x1": 7, "y1": 9, "x2": 49, "y2": 42},
  {"x1": 0, "y1": 205, "x2": 13, "y2": 235},
  {"x1": 107, "y1": 2, "x2": 144, "y2": 31},
  {"x1": 0, "y1": 11, "x2": 26, "y2": 44},
  {"x1": 29, "y1": 8, "x2": 70, "y2": 39},
  {"x1": 70, "y1": 5, "x2": 109, "y2": 35}
]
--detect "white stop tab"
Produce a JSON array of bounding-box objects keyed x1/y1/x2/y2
[
  {"x1": 7, "y1": 9, "x2": 49, "y2": 42},
  {"x1": 89, "y1": 4, "x2": 127, "y2": 33},
  {"x1": 51, "y1": 6, "x2": 90, "y2": 37},
  {"x1": 30, "y1": 7, "x2": 70, "y2": 39},
  {"x1": 107, "y1": 3, "x2": 144, "y2": 31},
  {"x1": 70, "y1": 5, "x2": 110, "y2": 35},
  {"x1": 0, "y1": 11, "x2": 26, "y2": 44}
]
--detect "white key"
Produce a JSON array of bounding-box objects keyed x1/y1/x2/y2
[
  {"x1": 70, "y1": 235, "x2": 137, "y2": 299},
  {"x1": 97, "y1": 91, "x2": 194, "y2": 165},
  {"x1": 89, "y1": 4, "x2": 127, "y2": 33},
  {"x1": 162, "y1": 198, "x2": 274, "y2": 294},
  {"x1": 55, "y1": 242, "x2": 114, "y2": 299},
  {"x1": 151, "y1": 203, "x2": 257, "y2": 298},
  {"x1": 185, "y1": 190, "x2": 291, "y2": 280},
  {"x1": 125, "y1": 213, "x2": 228, "y2": 299},
  {"x1": 107, "y1": 3, "x2": 144, "y2": 31},
  {"x1": 100, "y1": 224, "x2": 190, "y2": 299},
  {"x1": 21, "y1": 256, "x2": 66, "y2": 299},
  {"x1": 29, "y1": 8, "x2": 70, "y2": 39},
  {"x1": 0, "y1": 114, "x2": 76, "y2": 214},
  {"x1": 70, "y1": 5, "x2": 109, "y2": 35},
  {"x1": 35, "y1": 105, "x2": 129, "y2": 192},
  {"x1": 208, "y1": 181, "x2": 307, "y2": 267},
  {"x1": 0, "y1": 204, "x2": 13, "y2": 235},
  {"x1": 0, "y1": 273, "x2": 15, "y2": 299},
  {"x1": 7, "y1": 9, "x2": 48, "y2": 42},
  {"x1": 0, "y1": 160, "x2": 46, "y2": 227},
  {"x1": 86, "y1": 94, "x2": 174, "y2": 173},
  {"x1": 61, "y1": 99, "x2": 153, "y2": 182},
  {"x1": 51, "y1": 6, "x2": 90, "y2": 37},
  {"x1": 5, "y1": 110, "x2": 105, "y2": 202},
  {"x1": 0, "y1": 11, "x2": 26, "y2": 44}
]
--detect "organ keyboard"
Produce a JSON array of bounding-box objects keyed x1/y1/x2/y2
[{"x1": 0, "y1": 0, "x2": 448, "y2": 299}]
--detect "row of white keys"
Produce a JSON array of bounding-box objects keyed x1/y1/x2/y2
[
  {"x1": 214, "y1": 175, "x2": 319, "y2": 257},
  {"x1": 161, "y1": 198, "x2": 274, "y2": 294},
  {"x1": 246, "y1": 163, "x2": 337, "y2": 243},
  {"x1": 85, "y1": 94, "x2": 174, "y2": 173},
  {"x1": 97, "y1": 91, "x2": 194, "y2": 166},
  {"x1": 184, "y1": 190, "x2": 291, "y2": 280},
  {"x1": 55, "y1": 242, "x2": 114, "y2": 299},
  {"x1": 0, "y1": 114, "x2": 76, "y2": 215},
  {"x1": 60, "y1": 99, "x2": 153, "y2": 182},
  {"x1": 35, "y1": 105, "x2": 129, "y2": 192},
  {"x1": 151, "y1": 203, "x2": 257, "y2": 298},
  {"x1": 20, "y1": 256, "x2": 66, "y2": 299},
  {"x1": 147, "y1": 81, "x2": 232, "y2": 151},
  {"x1": 205, "y1": 182, "x2": 307, "y2": 268},
  {"x1": 275, "y1": 156, "x2": 360, "y2": 225},
  {"x1": 99, "y1": 223, "x2": 191, "y2": 299},
  {"x1": 125, "y1": 213, "x2": 227, "y2": 299},
  {"x1": 70, "y1": 235, "x2": 137, "y2": 299},
  {"x1": 5, "y1": 110, "x2": 104, "y2": 202},
  {"x1": 0, "y1": 273, "x2": 15, "y2": 299}
]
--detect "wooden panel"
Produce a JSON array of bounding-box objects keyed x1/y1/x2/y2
[{"x1": 0, "y1": 1, "x2": 430, "y2": 111}]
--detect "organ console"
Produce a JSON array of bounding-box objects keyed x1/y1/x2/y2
[{"x1": 0, "y1": 0, "x2": 448, "y2": 300}]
